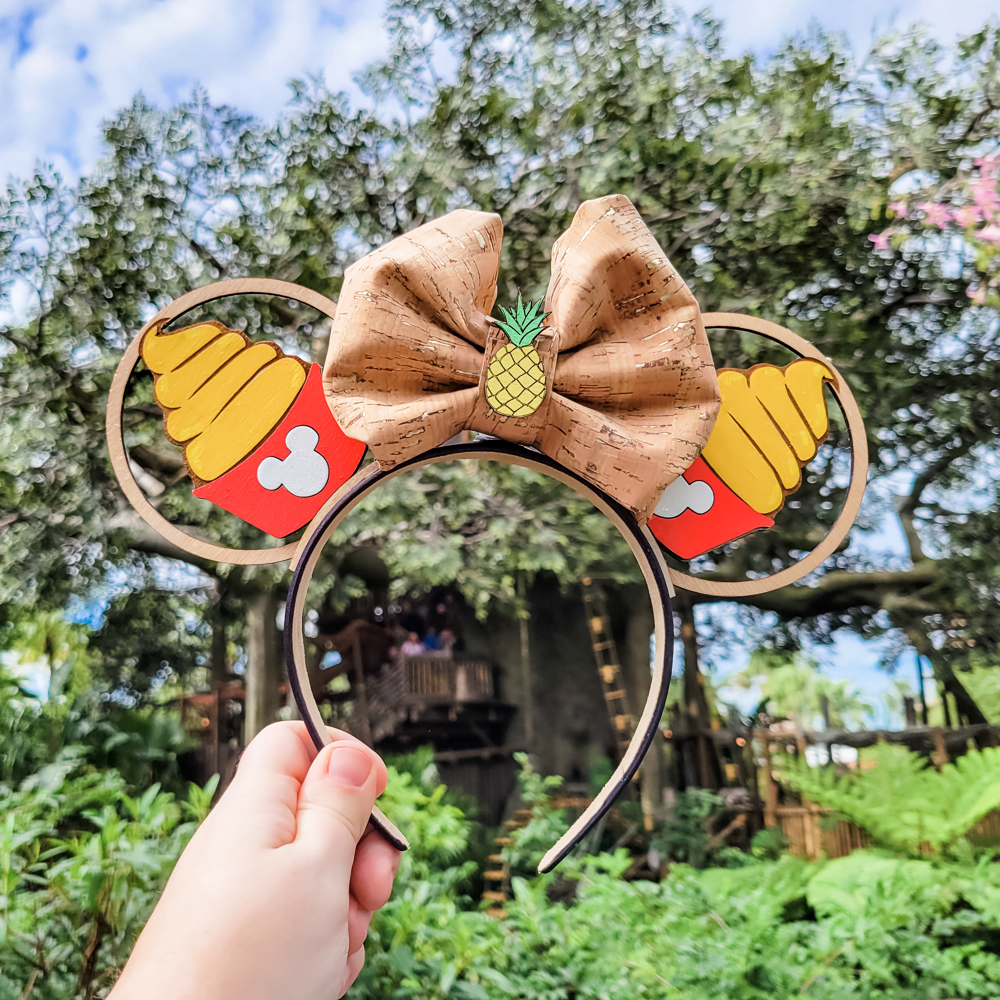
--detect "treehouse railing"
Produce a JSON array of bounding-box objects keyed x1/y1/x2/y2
[
  {"x1": 363, "y1": 658, "x2": 496, "y2": 743},
  {"x1": 401, "y1": 658, "x2": 494, "y2": 702}
]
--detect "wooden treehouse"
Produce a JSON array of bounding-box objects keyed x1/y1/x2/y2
[{"x1": 311, "y1": 618, "x2": 518, "y2": 822}]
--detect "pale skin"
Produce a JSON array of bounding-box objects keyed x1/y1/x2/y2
[{"x1": 110, "y1": 722, "x2": 401, "y2": 1000}]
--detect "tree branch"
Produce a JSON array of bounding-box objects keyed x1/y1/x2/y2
[
  {"x1": 187, "y1": 237, "x2": 227, "y2": 277},
  {"x1": 894, "y1": 497, "x2": 927, "y2": 565},
  {"x1": 899, "y1": 435, "x2": 977, "y2": 518},
  {"x1": 692, "y1": 562, "x2": 938, "y2": 619},
  {"x1": 129, "y1": 444, "x2": 184, "y2": 478}
]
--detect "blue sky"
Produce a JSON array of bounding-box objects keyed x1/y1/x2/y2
[
  {"x1": 3, "y1": 0, "x2": 995, "y2": 721},
  {"x1": 2, "y1": 0, "x2": 998, "y2": 182}
]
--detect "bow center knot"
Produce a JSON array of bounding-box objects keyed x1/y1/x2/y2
[
  {"x1": 473, "y1": 296, "x2": 558, "y2": 444},
  {"x1": 322, "y1": 195, "x2": 720, "y2": 522}
]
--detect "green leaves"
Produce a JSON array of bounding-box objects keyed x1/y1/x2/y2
[
  {"x1": 358, "y1": 752, "x2": 1000, "y2": 1000},
  {"x1": 494, "y1": 295, "x2": 548, "y2": 348},
  {"x1": 777, "y1": 742, "x2": 1000, "y2": 855},
  {"x1": 329, "y1": 460, "x2": 638, "y2": 619},
  {"x1": 0, "y1": 737, "x2": 215, "y2": 998},
  {"x1": 361, "y1": 826, "x2": 1000, "y2": 1000}
]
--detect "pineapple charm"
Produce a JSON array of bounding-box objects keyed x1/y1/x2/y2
[{"x1": 485, "y1": 295, "x2": 550, "y2": 417}]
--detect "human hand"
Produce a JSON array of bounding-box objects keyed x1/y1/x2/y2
[{"x1": 111, "y1": 722, "x2": 400, "y2": 1000}]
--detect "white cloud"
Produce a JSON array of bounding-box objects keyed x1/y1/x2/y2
[
  {"x1": 2, "y1": 0, "x2": 996, "y2": 184},
  {"x1": 0, "y1": 0, "x2": 390, "y2": 181},
  {"x1": 672, "y1": 0, "x2": 998, "y2": 58}
]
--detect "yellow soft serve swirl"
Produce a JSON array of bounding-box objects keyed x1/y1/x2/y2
[
  {"x1": 701, "y1": 359, "x2": 834, "y2": 517},
  {"x1": 141, "y1": 322, "x2": 307, "y2": 482}
]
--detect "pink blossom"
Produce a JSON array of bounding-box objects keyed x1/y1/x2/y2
[
  {"x1": 968, "y1": 284, "x2": 987, "y2": 305},
  {"x1": 977, "y1": 224, "x2": 1000, "y2": 244},
  {"x1": 888, "y1": 201, "x2": 908, "y2": 218},
  {"x1": 954, "y1": 204, "x2": 982, "y2": 229},
  {"x1": 917, "y1": 201, "x2": 952, "y2": 227},
  {"x1": 971, "y1": 175, "x2": 999, "y2": 221},
  {"x1": 869, "y1": 229, "x2": 893, "y2": 250}
]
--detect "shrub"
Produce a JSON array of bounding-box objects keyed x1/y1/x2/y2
[{"x1": 776, "y1": 743, "x2": 1000, "y2": 856}]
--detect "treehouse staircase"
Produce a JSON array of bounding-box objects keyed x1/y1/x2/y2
[
  {"x1": 482, "y1": 807, "x2": 533, "y2": 919},
  {"x1": 581, "y1": 577, "x2": 635, "y2": 761}
]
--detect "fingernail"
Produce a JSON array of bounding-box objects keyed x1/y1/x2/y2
[{"x1": 327, "y1": 746, "x2": 373, "y2": 787}]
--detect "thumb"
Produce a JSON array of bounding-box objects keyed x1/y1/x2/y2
[{"x1": 295, "y1": 742, "x2": 381, "y2": 862}]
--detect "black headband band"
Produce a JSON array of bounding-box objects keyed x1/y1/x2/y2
[{"x1": 283, "y1": 439, "x2": 675, "y2": 872}]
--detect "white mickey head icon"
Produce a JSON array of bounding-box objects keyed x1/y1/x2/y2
[
  {"x1": 257, "y1": 425, "x2": 330, "y2": 498},
  {"x1": 654, "y1": 475, "x2": 715, "y2": 519}
]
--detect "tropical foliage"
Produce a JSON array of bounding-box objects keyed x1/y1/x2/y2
[
  {"x1": 2, "y1": 667, "x2": 1000, "y2": 1000},
  {"x1": 2, "y1": 2, "x2": 1000, "y2": 711},
  {"x1": 776, "y1": 742, "x2": 1000, "y2": 857},
  {"x1": 0, "y1": 674, "x2": 213, "y2": 1000},
  {"x1": 354, "y1": 752, "x2": 1000, "y2": 1000},
  {"x1": 358, "y1": 848, "x2": 1000, "y2": 1000},
  {"x1": 731, "y1": 650, "x2": 873, "y2": 729}
]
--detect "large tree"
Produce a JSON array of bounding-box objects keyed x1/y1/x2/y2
[{"x1": 2, "y1": 1, "x2": 998, "y2": 735}]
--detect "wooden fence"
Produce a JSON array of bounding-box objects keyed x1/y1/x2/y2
[
  {"x1": 774, "y1": 805, "x2": 870, "y2": 860},
  {"x1": 776, "y1": 805, "x2": 1000, "y2": 860}
]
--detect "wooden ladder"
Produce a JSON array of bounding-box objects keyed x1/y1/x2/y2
[
  {"x1": 582, "y1": 577, "x2": 634, "y2": 761},
  {"x1": 482, "y1": 808, "x2": 532, "y2": 918}
]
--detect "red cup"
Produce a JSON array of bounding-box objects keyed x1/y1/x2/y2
[{"x1": 193, "y1": 364, "x2": 366, "y2": 538}]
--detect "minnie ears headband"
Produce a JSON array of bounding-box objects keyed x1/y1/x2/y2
[{"x1": 107, "y1": 195, "x2": 867, "y2": 871}]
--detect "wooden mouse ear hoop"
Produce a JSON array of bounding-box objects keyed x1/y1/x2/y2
[
  {"x1": 106, "y1": 279, "x2": 342, "y2": 565},
  {"x1": 285, "y1": 440, "x2": 677, "y2": 872},
  {"x1": 667, "y1": 313, "x2": 869, "y2": 598}
]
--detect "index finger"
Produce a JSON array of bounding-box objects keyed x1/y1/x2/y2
[{"x1": 221, "y1": 722, "x2": 388, "y2": 849}]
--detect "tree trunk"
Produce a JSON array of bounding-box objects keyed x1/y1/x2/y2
[
  {"x1": 907, "y1": 628, "x2": 988, "y2": 728},
  {"x1": 622, "y1": 585, "x2": 662, "y2": 828},
  {"x1": 245, "y1": 589, "x2": 282, "y2": 741},
  {"x1": 351, "y1": 630, "x2": 372, "y2": 745},
  {"x1": 676, "y1": 592, "x2": 717, "y2": 790},
  {"x1": 210, "y1": 604, "x2": 228, "y2": 685},
  {"x1": 517, "y1": 573, "x2": 534, "y2": 749},
  {"x1": 943, "y1": 669, "x2": 989, "y2": 726}
]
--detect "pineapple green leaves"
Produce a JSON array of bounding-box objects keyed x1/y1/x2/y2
[{"x1": 495, "y1": 295, "x2": 548, "y2": 348}]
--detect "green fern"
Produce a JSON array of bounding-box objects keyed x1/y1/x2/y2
[{"x1": 776, "y1": 743, "x2": 1000, "y2": 855}]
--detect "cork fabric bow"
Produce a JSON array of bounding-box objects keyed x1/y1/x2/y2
[{"x1": 323, "y1": 195, "x2": 720, "y2": 522}]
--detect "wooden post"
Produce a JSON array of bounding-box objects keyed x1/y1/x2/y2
[
  {"x1": 759, "y1": 731, "x2": 778, "y2": 828},
  {"x1": 932, "y1": 727, "x2": 947, "y2": 771},
  {"x1": 210, "y1": 606, "x2": 228, "y2": 685},
  {"x1": 794, "y1": 732, "x2": 816, "y2": 856},
  {"x1": 245, "y1": 589, "x2": 282, "y2": 741},
  {"x1": 678, "y1": 594, "x2": 715, "y2": 789},
  {"x1": 916, "y1": 653, "x2": 930, "y2": 725},
  {"x1": 517, "y1": 573, "x2": 534, "y2": 748},
  {"x1": 352, "y1": 630, "x2": 373, "y2": 746}
]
